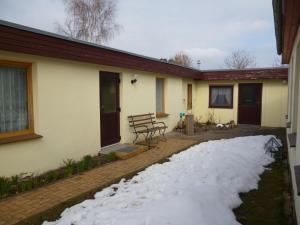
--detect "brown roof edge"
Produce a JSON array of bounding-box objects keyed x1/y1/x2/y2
[
  {"x1": 0, "y1": 20, "x2": 289, "y2": 81},
  {"x1": 272, "y1": 0, "x2": 283, "y2": 55},
  {"x1": 198, "y1": 67, "x2": 288, "y2": 81},
  {"x1": 272, "y1": 0, "x2": 300, "y2": 64},
  {"x1": 0, "y1": 20, "x2": 201, "y2": 79}
]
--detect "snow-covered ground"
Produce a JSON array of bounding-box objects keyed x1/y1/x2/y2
[{"x1": 43, "y1": 136, "x2": 276, "y2": 225}]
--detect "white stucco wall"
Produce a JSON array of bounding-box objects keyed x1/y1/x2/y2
[
  {"x1": 120, "y1": 72, "x2": 195, "y2": 143},
  {"x1": 0, "y1": 49, "x2": 289, "y2": 177},
  {"x1": 0, "y1": 50, "x2": 195, "y2": 176},
  {"x1": 0, "y1": 51, "x2": 101, "y2": 176},
  {"x1": 287, "y1": 25, "x2": 300, "y2": 225},
  {"x1": 193, "y1": 80, "x2": 288, "y2": 127}
]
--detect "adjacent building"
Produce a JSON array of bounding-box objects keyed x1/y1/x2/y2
[{"x1": 273, "y1": 0, "x2": 300, "y2": 223}]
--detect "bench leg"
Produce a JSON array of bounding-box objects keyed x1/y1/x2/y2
[
  {"x1": 133, "y1": 133, "x2": 140, "y2": 144},
  {"x1": 148, "y1": 130, "x2": 157, "y2": 150},
  {"x1": 144, "y1": 132, "x2": 150, "y2": 150},
  {"x1": 141, "y1": 133, "x2": 149, "y2": 147},
  {"x1": 159, "y1": 128, "x2": 167, "y2": 142}
]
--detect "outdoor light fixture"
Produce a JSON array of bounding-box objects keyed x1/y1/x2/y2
[{"x1": 131, "y1": 74, "x2": 138, "y2": 84}]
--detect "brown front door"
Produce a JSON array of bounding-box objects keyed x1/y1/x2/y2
[
  {"x1": 187, "y1": 84, "x2": 192, "y2": 110},
  {"x1": 238, "y1": 83, "x2": 262, "y2": 125},
  {"x1": 100, "y1": 71, "x2": 120, "y2": 147}
]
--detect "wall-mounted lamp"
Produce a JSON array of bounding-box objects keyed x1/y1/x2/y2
[{"x1": 131, "y1": 74, "x2": 138, "y2": 84}]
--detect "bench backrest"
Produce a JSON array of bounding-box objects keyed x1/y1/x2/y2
[{"x1": 128, "y1": 113, "x2": 156, "y2": 129}]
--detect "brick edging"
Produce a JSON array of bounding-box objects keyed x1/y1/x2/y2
[{"x1": 14, "y1": 140, "x2": 198, "y2": 225}]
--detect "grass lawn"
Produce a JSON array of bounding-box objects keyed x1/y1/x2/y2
[{"x1": 234, "y1": 159, "x2": 293, "y2": 225}]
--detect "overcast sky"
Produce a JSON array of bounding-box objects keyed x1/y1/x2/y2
[{"x1": 0, "y1": 0, "x2": 279, "y2": 69}]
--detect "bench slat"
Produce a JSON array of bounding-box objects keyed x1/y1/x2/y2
[
  {"x1": 129, "y1": 117, "x2": 155, "y2": 123},
  {"x1": 128, "y1": 113, "x2": 154, "y2": 118},
  {"x1": 136, "y1": 127, "x2": 157, "y2": 133},
  {"x1": 129, "y1": 121, "x2": 156, "y2": 127}
]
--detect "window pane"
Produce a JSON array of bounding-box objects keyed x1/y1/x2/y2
[
  {"x1": 101, "y1": 77, "x2": 117, "y2": 113},
  {"x1": 210, "y1": 86, "x2": 232, "y2": 107},
  {"x1": 242, "y1": 86, "x2": 256, "y2": 104},
  {"x1": 156, "y1": 79, "x2": 164, "y2": 113},
  {"x1": 0, "y1": 67, "x2": 28, "y2": 133}
]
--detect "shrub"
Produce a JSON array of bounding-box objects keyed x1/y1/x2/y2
[
  {"x1": 10, "y1": 175, "x2": 20, "y2": 194},
  {"x1": 32, "y1": 177, "x2": 42, "y2": 188},
  {"x1": 93, "y1": 158, "x2": 101, "y2": 167},
  {"x1": 0, "y1": 177, "x2": 12, "y2": 197},
  {"x1": 45, "y1": 171, "x2": 59, "y2": 183},
  {"x1": 63, "y1": 159, "x2": 75, "y2": 177},
  {"x1": 83, "y1": 155, "x2": 93, "y2": 170},
  {"x1": 76, "y1": 160, "x2": 85, "y2": 173},
  {"x1": 11, "y1": 175, "x2": 19, "y2": 185},
  {"x1": 21, "y1": 179, "x2": 33, "y2": 192},
  {"x1": 0, "y1": 153, "x2": 120, "y2": 199},
  {"x1": 105, "y1": 152, "x2": 118, "y2": 162},
  {"x1": 206, "y1": 111, "x2": 216, "y2": 125}
]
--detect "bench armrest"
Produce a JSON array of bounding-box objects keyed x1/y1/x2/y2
[
  {"x1": 153, "y1": 121, "x2": 167, "y2": 127},
  {"x1": 133, "y1": 125, "x2": 149, "y2": 132}
]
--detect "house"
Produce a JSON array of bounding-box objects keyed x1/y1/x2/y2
[
  {"x1": 195, "y1": 68, "x2": 288, "y2": 126},
  {"x1": 0, "y1": 19, "x2": 288, "y2": 177},
  {"x1": 273, "y1": 0, "x2": 300, "y2": 223}
]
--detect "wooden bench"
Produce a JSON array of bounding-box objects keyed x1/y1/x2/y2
[{"x1": 128, "y1": 113, "x2": 167, "y2": 149}]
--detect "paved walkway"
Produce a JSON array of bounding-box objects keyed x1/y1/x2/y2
[{"x1": 0, "y1": 138, "x2": 197, "y2": 225}]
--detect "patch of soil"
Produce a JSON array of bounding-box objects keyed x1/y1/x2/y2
[{"x1": 234, "y1": 129, "x2": 293, "y2": 225}]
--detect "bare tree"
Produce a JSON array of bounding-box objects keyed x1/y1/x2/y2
[
  {"x1": 168, "y1": 52, "x2": 193, "y2": 67},
  {"x1": 272, "y1": 55, "x2": 282, "y2": 67},
  {"x1": 55, "y1": 0, "x2": 121, "y2": 44},
  {"x1": 224, "y1": 50, "x2": 256, "y2": 69}
]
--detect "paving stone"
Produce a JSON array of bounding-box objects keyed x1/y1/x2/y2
[{"x1": 0, "y1": 138, "x2": 196, "y2": 225}]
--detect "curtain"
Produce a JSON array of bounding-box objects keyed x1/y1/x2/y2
[
  {"x1": 156, "y1": 79, "x2": 164, "y2": 112},
  {"x1": 211, "y1": 87, "x2": 232, "y2": 106},
  {"x1": 0, "y1": 67, "x2": 28, "y2": 133}
]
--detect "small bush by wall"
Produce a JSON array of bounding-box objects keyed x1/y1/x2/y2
[{"x1": 0, "y1": 152, "x2": 119, "y2": 199}]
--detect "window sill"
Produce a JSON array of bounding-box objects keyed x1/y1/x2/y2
[
  {"x1": 0, "y1": 133, "x2": 43, "y2": 145},
  {"x1": 294, "y1": 165, "x2": 300, "y2": 195},
  {"x1": 288, "y1": 132, "x2": 296, "y2": 147},
  {"x1": 208, "y1": 106, "x2": 233, "y2": 109},
  {"x1": 156, "y1": 112, "x2": 169, "y2": 118}
]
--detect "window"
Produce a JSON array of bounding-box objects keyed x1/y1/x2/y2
[
  {"x1": 0, "y1": 60, "x2": 36, "y2": 141},
  {"x1": 241, "y1": 86, "x2": 256, "y2": 104},
  {"x1": 156, "y1": 78, "x2": 165, "y2": 115},
  {"x1": 209, "y1": 85, "x2": 233, "y2": 108},
  {"x1": 187, "y1": 84, "x2": 192, "y2": 110}
]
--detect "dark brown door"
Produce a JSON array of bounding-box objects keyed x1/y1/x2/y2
[
  {"x1": 100, "y1": 72, "x2": 120, "y2": 147},
  {"x1": 187, "y1": 84, "x2": 192, "y2": 110},
  {"x1": 238, "y1": 83, "x2": 262, "y2": 125}
]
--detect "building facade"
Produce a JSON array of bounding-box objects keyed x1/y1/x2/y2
[
  {"x1": 0, "y1": 20, "x2": 288, "y2": 177},
  {"x1": 273, "y1": 0, "x2": 300, "y2": 223}
]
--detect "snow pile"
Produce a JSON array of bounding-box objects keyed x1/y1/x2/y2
[{"x1": 43, "y1": 136, "x2": 275, "y2": 225}]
